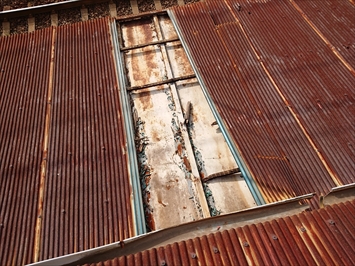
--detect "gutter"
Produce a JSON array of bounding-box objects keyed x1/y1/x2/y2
[{"x1": 167, "y1": 10, "x2": 265, "y2": 205}]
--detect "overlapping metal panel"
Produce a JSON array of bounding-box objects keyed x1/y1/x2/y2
[
  {"x1": 39, "y1": 18, "x2": 133, "y2": 260},
  {"x1": 169, "y1": 2, "x2": 334, "y2": 205},
  {"x1": 226, "y1": 0, "x2": 355, "y2": 185},
  {"x1": 0, "y1": 29, "x2": 53, "y2": 265},
  {"x1": 0, "y1": 18, "x2": 134, "y2": 264},
  {"x1": 169, "y1": 1, "x2": 355, "y2": 206},
  {"x1": 293, "y1": 0, "x2": 355, "y2": 71},
  {"x1": 105, "y1": 199, "x2": 355, "y2": 265}
]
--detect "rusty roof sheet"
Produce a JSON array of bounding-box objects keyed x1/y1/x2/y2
[
  {"x1": 0, "y1": 18, "x2": 133, "y2": 264},
  {"x1": 39, "y1": 18, "x2": 133, "y2": 260},
  {"x1": 0, "y1": 29, "x2": 53, "y2": 266},
  {"x1": 169, "y1": 1, "x2": 355, "y2": 206},
  {"x1": 105, "y1": 198, "x2": 355, "y2": 265},
  {"x1": 292, "y1": 0, "x2": 355, "y2": 71}
]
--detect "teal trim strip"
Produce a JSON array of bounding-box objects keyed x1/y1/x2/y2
[
  {"x1": 168, "y1": 11, "x2": 265, "y2": 205},
  {"x1": 110, "y1": 20, "x2": 146, "y2": 235}
]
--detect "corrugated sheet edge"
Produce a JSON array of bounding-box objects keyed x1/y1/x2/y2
[
  {"x1": 27, "y1": 193, "x2": 314, "y2": 266},
  {"x1": 109, "y1": 19, "x2": 146, "y2": 236},
  {"x1": 167, "y1": 9, "x2": 265, "y2": 205}
]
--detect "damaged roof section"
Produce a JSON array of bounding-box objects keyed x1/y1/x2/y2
[{"x1": 169, "y1": 0, "x2": 355, "y2": 207}]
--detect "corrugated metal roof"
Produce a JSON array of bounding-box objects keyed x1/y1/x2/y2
[
  {"x1": 104, "y1": 198, "x2": 355, "y2": 265},
  {"x1": 292, "y1": 0, "x2": 355, "y2": 72},
  {"x1": 169, "y1": 0, "x2": 355, "y2": 207},
  {"x1": 0, "y1": 29, "x2": 53, "y2": 265},
  {"x1": 0, "y1": 18, "x2": 134, "y2": 264},
  {"x1": 39, "y1": 18, "x2": 133, "y2": 261}
]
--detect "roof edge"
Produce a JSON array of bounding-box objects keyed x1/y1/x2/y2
[{"x1": 28, "y1": 193, "x2": 314, "y2": 266}]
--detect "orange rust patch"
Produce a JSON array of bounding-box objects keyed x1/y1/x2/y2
[
  {"x1": 145, "y1": 211, "x2": 155, "y2": 231},
  {"x1": 176, "y1": 143, "x2": 182, "y2": 156},
  {"x1": 183, "y1": 156, "x2": 192, "y2": 172}
]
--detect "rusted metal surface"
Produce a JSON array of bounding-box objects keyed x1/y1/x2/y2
[
  {"x1": 28, "y1": 194, "x2": 313, "y2": 265},
  {"x1": 34, "y1": 26, "x2": 57, "y2": 263},
  {"x1": 120, "y1": 15, "x2": 210, "y2": 230},
  {"x1": 119, "y1": 13, "x2": 256, "y2": 230},
  {"x1": 36, "y1": 18, "x2": 134, "y2": 261},
  {"x1": 225, "y1": 0, "x2": 355, "y2": 185},
  {"x1": 169, "y1": 1, "x2": 355, "y2": 207},
  {"x1": 0, "y1": 29, "x2": 53, "y2": 265},
  {"x1": 292, "y1": 0, "x2": 355, "y2": 72},
  {"x1": 102, "y1": 198, "x2": 355, "y2": 266}
]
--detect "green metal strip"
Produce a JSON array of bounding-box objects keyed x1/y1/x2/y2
[{"x1": 110, "y1": 20, "x2": 146, "y2": 235}]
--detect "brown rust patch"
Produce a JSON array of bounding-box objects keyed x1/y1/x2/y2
[
  {"x1": 176, "y1": 143, "x2": 183, "y2": 156},
  {"x1": 183, "y1": 156, "x2": 192, "y2": 172},
  {"x1": 131, "y1": 47, "x2": 161, "y2": 86},
  {"x1": 151, "y1": 129, "x2": 161, "y2": 142},
  {"x1": 145, "y1": 211, "x2": 155, "y2": 231},
  {"x1": 138, "y1": 90, "x2": 153, "y2": 111},
  {"x1": 123, "y1": 19, "x2": 155, "y2": 47},
  {"x1": 173, "y1": 44, "x2": 194, "y2": 76}
]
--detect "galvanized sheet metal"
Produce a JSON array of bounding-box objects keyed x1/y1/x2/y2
[
  {"x1": 107, "y1": 199, "x2": 355, "y2": 265},
  {"x1": 169, "y1": 1, "x2": 355, "y2": 206},
  {"x1": 39, "y1": 18, "x2": 133, "y2": 260},
  {"x1": 0, "y1": 29, "x2": 53, "y2": 265}
]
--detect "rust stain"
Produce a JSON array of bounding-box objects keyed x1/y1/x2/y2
[
  {"x1": 176, "y1": 143, "x2": 183, "y2": 156},
  {"x1": 183, "y1": 156, "x2": 192, "y2": 172},
  {"x1": 173, "y1": 43, "x2": 194, "y2": 76},
  {"x1": 151, "y1": 129, "x2": 161, "y2": 142},
  {"x1": 34, "y1": 26, "x2": 57, "y2": 263},
  {"x1": 123, "y1": 18, "x2": 155, "y2": 47},
  {"x1": 137, "y1": 90, "x2": 153, "y2": 111}
]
